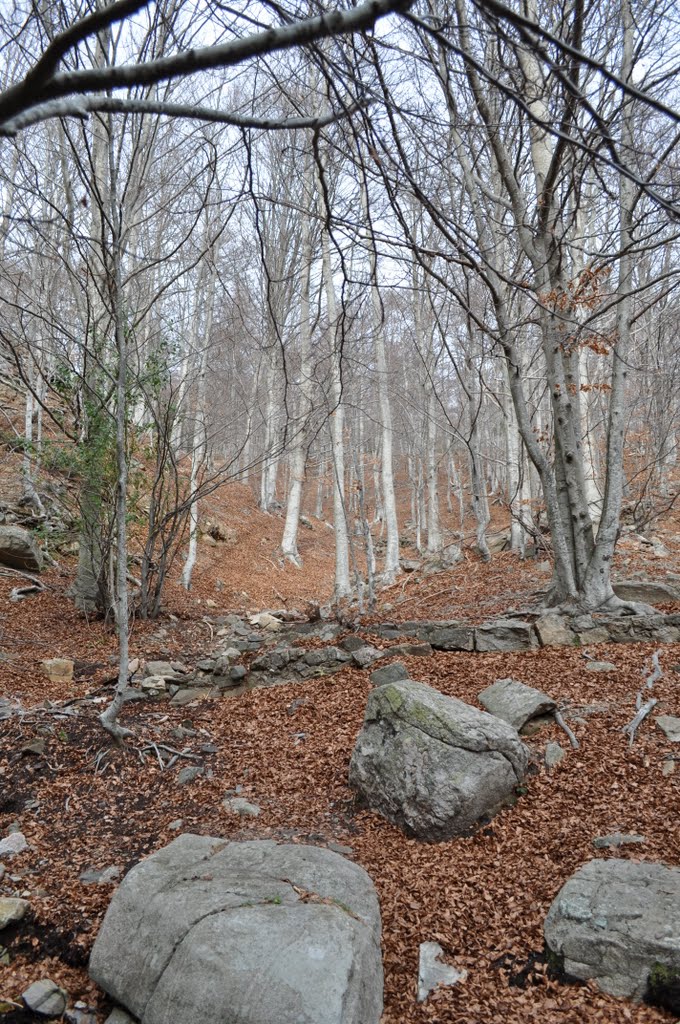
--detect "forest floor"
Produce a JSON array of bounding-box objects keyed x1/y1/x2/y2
[{"x1": 1, "y1": 475, "x2": 680, "y2": 1023}]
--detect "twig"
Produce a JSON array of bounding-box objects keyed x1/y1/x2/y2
[
  {"x1": 623, "y1": 698, "x2": 658, "y2": 748},
  {"x1": 625, "y1": 650, "x2": 663, "y2": 745},
  {"x1": 554, "y1": 709, "x2": 580, "y2": 749},
  {"x1": 201, "y1": 617, "x2": 215, "y2": 642},
  {"x1": 147, "y1": 743, "x2": 202, "y2": 760}
]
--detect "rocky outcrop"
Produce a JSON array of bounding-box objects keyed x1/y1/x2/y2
[
  {"x1": 0, "y1": 525, "x2": 43, "y2": 572},
  {"x1": 349, "y1": 680, "x2": 529, "y2": 841},
  {"x1": 90, "y1": 835, "x2": 383, "y2": 1024},
  {"x1": 373, "y1": 611, "x2": 680, "y2": 653},
  {"x1": 478, "y1": 678, "x2": 556, "y2": 731},
  {"x1": 544, "y1": 859, "x2": 680, "y2": 1000}
]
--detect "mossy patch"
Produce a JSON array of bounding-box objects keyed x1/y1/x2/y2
[{"x1": 645, "y1": 961, "x2": 680, "y2": 1015}]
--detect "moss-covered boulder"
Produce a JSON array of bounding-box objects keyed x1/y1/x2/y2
[{"x1": 348, "y1": 680, "x2": 529, "y2": 841}]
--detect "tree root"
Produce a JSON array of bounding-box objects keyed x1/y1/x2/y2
[{"x1": 98, "y1": 710, "x2": 134, "y2": 744}]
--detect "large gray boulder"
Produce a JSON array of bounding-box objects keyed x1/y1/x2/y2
[
  {"x1": 89, "y1": 836, "x2": 383, "y2": 1024},
  {"x1": 478, "y1": 678, "x2": 556, "y2": 731},
  {"x1": 612, "y1": 579, "x2": 680, "y2": 605},
  {"x1": 544, "y1": 859, "x2": 680, "y2": 999},
  {"x1": 0, "y1": 525, "x2": 43, "y2": 572},
  {"x1": 349, "y1": 680, "x2": 529, "y2": 841}
]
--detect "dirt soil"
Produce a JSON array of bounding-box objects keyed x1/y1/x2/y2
[{"x1": 1, "y1": 478, "x2": 680, "y2": 1024}]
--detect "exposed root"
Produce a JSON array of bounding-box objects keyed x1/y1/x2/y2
[{"x1": 98, "y1": 710, "x2": 134, "y2": 744}]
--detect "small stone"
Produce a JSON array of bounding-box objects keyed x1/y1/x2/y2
[
  {"x1": 661, "y1": 758, "x2": 676, "y2": 777},
  {"x1": 545, "y1": 741, "x2": 566, "y2": 768},
  {"x1": 223, "y1": 797, "x2": 261, "y2": 817},
  {"x1": 0, "y1": 897, "x2": 29, "y2": 929},
  {"x1": 41, "y1": 658, "x2": 74, "y2": 683},
  {"x1": 656, "y1": 716, "x2": 680, "y2": 742},
  {"x1": 417, "y1": 941, "x2": 467, "y2": 1002},
  {"x1": 176, "y1": 766, "x2": 203, "y2": 786},
  {"x1": 369, "y1": 662, "x2": 410, "y2": 688},
  {"x1": 65, "y1": 1010, "x2": 97, "y2": 1024},
  {"x1": 249, "y1": 612, "x2": 282, "y2": 631},
  {"x1": 141, "y1": 676, "x2": 166, "y2": 693},
  {"x1": 229, "y1": 665, "x2": 247, "y2": 682},
  {"x1": 0, "y1": 832, "x2": 27, "y2": 858},
  {"x1": 351, "y1": 646, "x2": 382, "y2": 668},
  {"x1": 592, "y1": 833, "x2": 646, "y2": 850},
  {"x1": 585, "y1": 661, "x2": 617, "y2": 672},
  {"x1": 79, "y1": 865, "x2": 121, "y2": 884},
  {"x1": 128, "y1": 658, "x2": 139, "y2": 675},
  {"x1": 21, "y1": 739, "x2": 46, "y2": 756},
  {"x1": 168, "y1": 819, "x2": 184, "y2": 831},
  {"x1": 22, "y1": 979, "x2": 67, "y2": 1017}
]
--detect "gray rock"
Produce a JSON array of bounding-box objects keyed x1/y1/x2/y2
[
  {"x1": 544, "y1": 858, "x2": 680, "y2": 999},
  {"x1": 302, "y1": 646, "x2": 350, "y2": 668},
  {"x1": 251, "y1": 647, "x2": 296, "y2": 673},
  {"x1": 170, "y1": 687, "x2": 213, "y2": 707},
  {"x1": 475, "y1": 619, "x2": 536, "y2": 652},
  {"x1": 351, "y1": 646, "x2": 382, "y2": 669},
  {"x1": 168, "y1": 819, "x2": 184, "y2": 831},
  {"x1": 388, "y1": 643, "x2": 433, "y2": 658},
  {"x1": 140, "y1": 676, "x2": 166, "y2": 694},
  {"x1": 349, "y1": 680, "x2": 529, "y2": 841},
  {"x1": 486, "y1": 530, "x2": 510, "y2": 555},
  {"x1": 79, "y1": 865, "x2": 121, "y2": 885},
  {"x1": 656, "y1": 715, "x2": 680, "y2": 742},
  {"x1": 229, "y1": 665, "x2": 247, "y2": 682},
  {"x1": 478, "y1": 678, "x2": 556, "y2": 731},
  {"x1": 22, "y1": 979, "x2": 67, "y2": 1017},
  {"x1": 340, "y1": 635, "x2": 368, "y2": 653},
  {"x1": 104, "y1": 1007, "x2": 138, "y2": 1024},
  {"x1": 592, "y1": 833, "x2": 646, "y2": 850},
  {"x1": 143, "y1": 661, "x2": 178, "y2": 679},
  {"x1": 535, "y1": 613, "x2": 575, "y2": 647},
  {"x1": 369, "y1": 662, "x2": 411, "y2": 688},
  {"x1": 0, "y1": 832, "x2": 27, "y2": 858},
  {"x1": 417, "y1": 941, "x2": 467, "y2": 1002},
  {"x1": 65, "y1": 1009, "x2": 98, "y2": 1024},
  {"x1": 177, "y1": 766, "x2": 203, "y2": 786},
  {"x1": 426, "y1": 622, "x2": 475, "y2": 652},
  {"x1": 585, "y1": 661, "x2": 617, "y2": 673},
  {"x1": 327, "y1": 843, "x2": 354, "y2": 857},
  {"x1": 605, "y1": 614, "x2": 680, "y2": 645},
  {"x1": 89, "y1": 835, "x2": 383, "y2": 1024},
  {"x1": 545, "y1": 741, "x2": 566, "y2": 768},
  {"x1": 0, "y1": 525, "x2": 43, "y2": 572},
  {"x1": 613, "y1": 580, "x2": 680, "y2": 604},
  {"x1": 195, "y1": 658, "x2": 216, "y2": 672},
  {"x1": 223, "y1": 797, "x2": 261, "y2": 817},
  {"x1": 0, "y1": 896, "x2": 29, "y2": 929}
]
